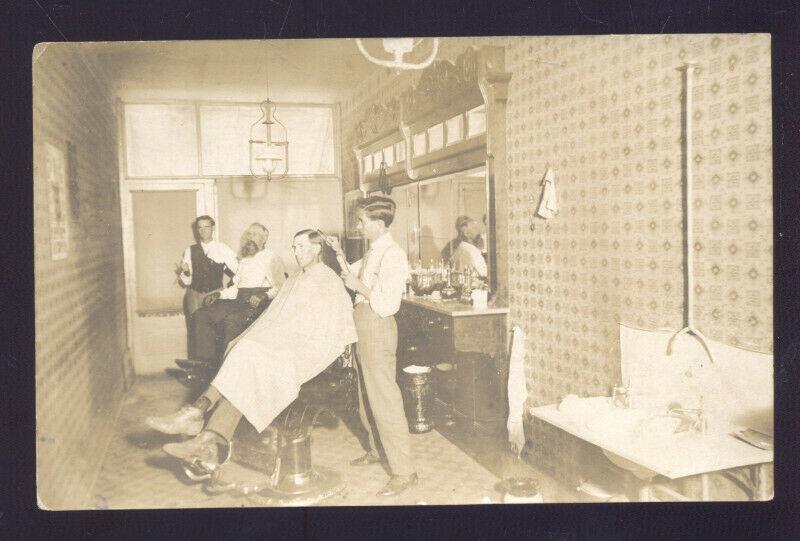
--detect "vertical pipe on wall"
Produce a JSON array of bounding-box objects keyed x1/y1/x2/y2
[{"x1": 682, "y1": 63, "x2": 696, "y2": 329}]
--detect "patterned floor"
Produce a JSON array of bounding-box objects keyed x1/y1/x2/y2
[{"x1": 89, "y1": 376, "x2": 573, "y2": 509}]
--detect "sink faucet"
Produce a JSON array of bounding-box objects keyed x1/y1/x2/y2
[{"x1": 668, "y1": 398, "x2": 708, "y2": 434}]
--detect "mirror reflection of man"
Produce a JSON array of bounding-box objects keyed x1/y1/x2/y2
[
  {"x1": 179, "y1": 216, "x2": 238, "y2": 357},
  {"x1": 447, "y1": 215, "x2": 488, "y2": 278}
]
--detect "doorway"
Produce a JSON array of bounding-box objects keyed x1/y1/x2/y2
[{"x1": 121, "y1": 180, "x2": 216, "y2": 375}]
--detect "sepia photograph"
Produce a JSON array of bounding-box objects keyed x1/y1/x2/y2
[{"x1": 33, "y1": 34, "x2": 774, "y2": 511}]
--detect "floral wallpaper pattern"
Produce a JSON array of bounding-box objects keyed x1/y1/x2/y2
[
  {"x1": 504, "y1": 34, "x2": 772, "y2": 493},
  {"x1": 340, "y1": 35, "x2": 773, "y2": 497}
]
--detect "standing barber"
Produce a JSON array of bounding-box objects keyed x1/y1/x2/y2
[
  {"x1": 179, "y1": 215, "x2": 238, "y2": 357},
  {"x1": 328, "y1": 196, "x2": 416, "y2": 497}
]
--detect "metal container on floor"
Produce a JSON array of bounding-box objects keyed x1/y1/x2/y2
[
  {"x1": 401, "y1": 365, "x2": 434, "y2": 433},
  {"x1": 495, "y1": 477, "x2": 544, "y2": 503}
]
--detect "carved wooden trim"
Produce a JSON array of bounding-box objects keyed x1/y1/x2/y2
[
  {"x1": 353, "y1": 98, "x2": 401, "y2": 147},
  {"x1": 400, "y1": 46, "x2": 480, "y2": 123}
]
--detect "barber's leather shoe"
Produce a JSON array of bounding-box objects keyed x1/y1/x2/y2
[
  {"x1": 146, "y1": 406, "x2": 204, "y2": 436},
  {"x1": 376, "y1": 473, "x2": 418, "y2": 497},
  {"x1": 162, "y1": 431, "x2": 227, "y2": 471},
  {"x1": 350, "y1": 451, "x2": 381, "y2": 466}
]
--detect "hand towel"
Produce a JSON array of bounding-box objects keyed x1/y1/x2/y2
[
  {"x1": 536, "y1": 166, "x2": 558, "y2": 219},
  {"x1": 507, "y1": 325, "x2": 528, "y2": 456}
]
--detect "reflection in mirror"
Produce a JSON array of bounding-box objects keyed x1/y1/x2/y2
[
  {"x1": 369, "y1": 183, "x2": 419, "y2": 264},
  {"x1": 368, "y1": 166, "x2": 489, "y2": 287},
  {"x1": 418, "y1": 166, "x2": 487, "y2": 280}
]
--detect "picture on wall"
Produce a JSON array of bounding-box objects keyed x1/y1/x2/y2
[{"x1": 43, "y1": 141, "x2": 70, "y2": 260}]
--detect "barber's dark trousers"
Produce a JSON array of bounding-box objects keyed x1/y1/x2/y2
[
  {"x1": 354, "y1": 303, "x2": 415, "y2": 476},
  {"x1": 193, "y1": 300, "x2": 254, "y2": 362}
]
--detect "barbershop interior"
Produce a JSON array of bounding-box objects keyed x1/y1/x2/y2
[{"x1": 34, "y1": 35, "x2": 773, "y2": 509}]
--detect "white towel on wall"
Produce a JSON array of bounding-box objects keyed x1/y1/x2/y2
[
  {"x1": 536, "y1": 166, "x2": 558, "y2": 219},
  {"x1": 507, "y1": 325, "x2": 528, "y2": 456}
]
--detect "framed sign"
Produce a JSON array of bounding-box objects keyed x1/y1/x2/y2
[{"x1": 43, "y1": 141, "x2": 70, "y2": 260}]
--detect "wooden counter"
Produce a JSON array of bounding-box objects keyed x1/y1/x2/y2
[
  {"x1": 396, "y1": 296, "x2": 509, "y2": 477},
  {"x1": 401, "y1": 295, "x2": 510, "y2": 317}
]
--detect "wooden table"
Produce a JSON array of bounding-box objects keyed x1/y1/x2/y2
[{"x1": 531, "y1": 401, "x2": 773, "y2": 501}]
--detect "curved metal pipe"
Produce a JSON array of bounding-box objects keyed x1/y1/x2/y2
[{"x1": 667, "y1": 62, "x2": 716, "y2": 366}]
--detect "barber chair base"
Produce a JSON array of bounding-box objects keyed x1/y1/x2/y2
[
  {"x1": 247, "y1": 467, "x2": 345, "y2": 507},
  {"x1": 206, "y1": 461, "x2": 345, "y2": 506}
]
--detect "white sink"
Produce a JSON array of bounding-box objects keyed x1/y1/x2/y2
[
  {"x1": 585, "y1": 408, "x2": 651, "y2": 439},
  {"x1": 557, "y1": 395, "x2": 682, "y2": 440}
]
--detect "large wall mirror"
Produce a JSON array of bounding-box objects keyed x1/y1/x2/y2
[
  {"x1": 354, "y1": 44, "x2": 510, "y2": 300},
  {"x1": 369, "y1": 165, "x2": 489, "y2": 283}
]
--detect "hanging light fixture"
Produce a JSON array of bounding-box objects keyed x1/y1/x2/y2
[
  {"x1": 355, "y1": 37, "x2": 439, "y2": 70},
  {"x1": 249, "y1": 43, "x2": 288, "y2": 180}
]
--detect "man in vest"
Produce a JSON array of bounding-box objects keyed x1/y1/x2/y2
[
  {"x1": 179, "y1": 215, "x2": 238, "y2": 358},
  {"x1": 185, "y1": 222, "x2": 287, "y2": 365}
]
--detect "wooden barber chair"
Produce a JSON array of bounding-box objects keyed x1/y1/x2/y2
[{"x1": 180, "y1": 345, "x2": 357, "y2": 506}]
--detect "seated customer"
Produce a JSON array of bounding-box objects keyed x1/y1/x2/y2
[
  {"x1": 188, "y1": 223, "x2": 287, "y2": 364},
  {"x1": 448, "y1": 215, "x2": 488, "y2": 278},
  {"x1": 147, "y1": 229, "x2": 357, "y2": 470}
]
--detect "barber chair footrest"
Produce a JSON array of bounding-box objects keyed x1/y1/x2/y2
[
  {"x1": 207, "y1": 461, "x2": 272, "y2": 495},
  {"x1": 246, "y1": 466, "x2": 345, "y2": 507}
]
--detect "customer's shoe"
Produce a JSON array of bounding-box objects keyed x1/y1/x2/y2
[
  {"x1": 162, "y1": 431, "x2": 225, "y2": 470},
  {"x1": 376, "y1": 473, "x2": 418, "y2": 497},
  {"x1": 350, "y1": 450, "x2": 381, "y2": 466},
  {"x1": 146, "y1": 405, "x2": 204, "y2": 436}
]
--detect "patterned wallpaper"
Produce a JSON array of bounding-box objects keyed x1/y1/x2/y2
[
  {"x1": 340, "y1": 35, "x2": 773, "y2": 496},
  {"x1": 504, "y1": 34, "x2": 772, "y2": 406},
  {"x1": 504, "y1": 34, "x2": 772, "y2": 494},
  {"x1": 34, "y1": 44, "x2": 129, "y2": 509}
]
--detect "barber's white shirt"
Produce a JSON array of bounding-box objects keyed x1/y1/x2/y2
[
  {"x1": 452, "y1": 240, "x2": 488, "y2": 277},
  {"x1": 349, "y1": 232, "x2": 409, "y2": 318},
  {"x1": 219, "y1": 249, "x2": 287, "y2": 300},
  {"x1": 180, "y1": 240, "x2": 239, "y2": 287}
]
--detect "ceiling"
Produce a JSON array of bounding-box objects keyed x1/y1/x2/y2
[{"x1": 92, "y1": 39, "x2": 390, "y2": 103}]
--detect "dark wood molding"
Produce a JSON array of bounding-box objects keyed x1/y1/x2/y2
[
  {"x1": 353, "y1": 98, "x2": 401, "y2": 147},
  {"x1": 400, "y1": 46, "x2": 480, "y2": 124}
]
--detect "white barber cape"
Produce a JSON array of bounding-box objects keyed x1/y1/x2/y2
[{"x1": 212, "y1": 261, "x2": 358, "y2": 432}]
